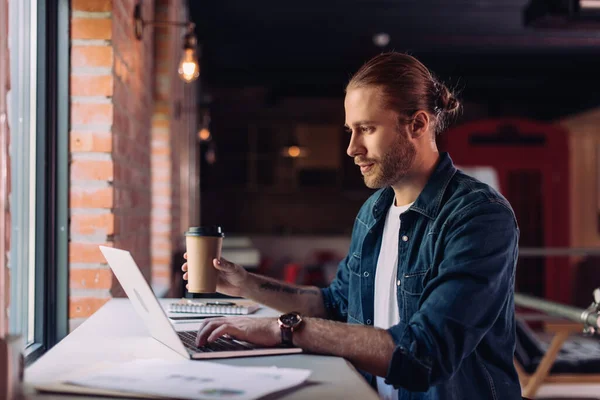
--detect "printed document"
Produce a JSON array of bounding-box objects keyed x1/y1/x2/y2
[{"x1": 66, "y1": 358, "x2": 311, "y2": 400}]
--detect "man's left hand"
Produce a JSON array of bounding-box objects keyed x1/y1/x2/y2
[{"x1": 195, "y1": 317, "x2": 281, "y2": 347}]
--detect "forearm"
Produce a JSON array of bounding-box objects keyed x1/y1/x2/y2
[
  {"x1": 241, "y1": 273, "x2": 328, "y2": 318},
  {"x1": 293, "y1": 318, "x2": 395, "y2": 377}
]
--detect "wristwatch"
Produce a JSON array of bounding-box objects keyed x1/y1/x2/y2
[{"x1": 278, "y1": 312, "x2": 303, "y2": 346}]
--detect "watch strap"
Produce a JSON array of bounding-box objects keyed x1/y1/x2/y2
[{"x1": 280, "y1": 326, "x2": 294, "y2": 346}]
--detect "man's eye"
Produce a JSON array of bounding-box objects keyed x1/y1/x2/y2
[
  {"x1": 361, "y1": 126, "x2": 373, "y2": 133},
  {"x1": 344, "y1": 128, "x2": 352, "y2": 134}
]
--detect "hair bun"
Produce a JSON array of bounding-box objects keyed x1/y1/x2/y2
[
  {"x1": 445, "y1": 96, "x2": 460, "y2": 113},
  {"x1": 436, "y1": 84, "x2": 460, "y2": 114}
]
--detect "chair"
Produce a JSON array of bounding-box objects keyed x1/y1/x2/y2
[
  {"x1": 283, "y1": 263, "x2": 302, "y2": 284},
  {"x1": 514, "y1": 317, "x2": 600, "y2": 398}
]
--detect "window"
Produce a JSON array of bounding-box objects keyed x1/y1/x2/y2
[
  {"x1": 8, "y1": 0, "x2": 68, "y2": 364},
  {"x1": 8, "y1": 0, "x2": 39, "y2": 350}
]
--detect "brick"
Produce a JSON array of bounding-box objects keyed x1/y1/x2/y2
[
  {"x1": 69, "y1": 297, "x2": 110, "y2": 319},
  {"x1": 151, "y1": 119, "x2": 169, "y2": 128},
  {"x1": 152, "y1": 269, "x2": 171, "y2": 279},
  {"x1": 71, "y1": 131, "x2": 112, "y2": 152},
  {"x1": 70, "y1": 186, "x2": 113, "y2": 208},
  {"x1": 71, "y1": 103, "x2": 113, "y2": 126},
  {"x1": 71, "y1": 18, "x2": 112, "y2": 40},
  {"x1": 71, "y1": 75, "x2": 113, "y2": 97},
  {"x1": 156, "y1": 41, "x2": 170, "y2": 54},
  {"x1": 151, "y1": 243, "x2": 171, "y2": 252},
  {"x1": 153, "y1": 104, "x2": 169, "y2": 114},
  {"x1": 156, "y1": 0, "x2": 170, "y2": 10},
  {"x1": 152, "y1": 147, "x2": 170, "y2": 156},
  {"x1": 69, "y1": 242, "x2": 113, "y2": 263},
  {"x1": 151, "y1": 215, "x2": 170, "y2": 224},
  {"x1": 72, "y1": 0, "x2": 112, "y2": 12},
  {"x1": 70, "y1": 269, "x2": 113, "y2": 290},
  {"x1": 71, "y1": 0, "x2": 113, "y2": 12},
  {"x1": 71, "y1": 46, "x2": 113, "y2": 68},
  {"x1": 151, "y1": 256, "x2": 170, "y2": 266},
  {"x1": 71, "y1": 159, "x2": 113, "y2": 181},
  {"x1": 152, "y1": 264, "x2": 170, "y2": 273},
  {"x1": 71, "y1": 213, "x2": 114, "y2": 236},
  {"x1": 151, "y1": 160, "x2": 170, "y2": 170},
  {"x1": 153, "y1": 186, "x2": 170, "y2": 196}
]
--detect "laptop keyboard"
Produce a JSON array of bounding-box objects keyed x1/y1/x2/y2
[{"x1": 177, "y1": 330, "x2": 256, "y2": 353}]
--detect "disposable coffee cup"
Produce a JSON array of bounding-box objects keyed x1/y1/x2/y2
[{"x1": 185, "y1": 226, "x2": 225, "y2": 293}]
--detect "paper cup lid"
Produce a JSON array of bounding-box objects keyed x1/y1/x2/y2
[{"x1": 184, "y1": 226, "x2": 225, "y2": 237}]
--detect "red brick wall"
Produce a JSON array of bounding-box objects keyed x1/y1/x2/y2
[
  {"x1": 69, "y1": 0, "x2": 118, "y2": 329},
  {"x1": 151, "y1": 0, "x2": 176, "y2": 290},
  {"x1": 111, "y1": 0, "x2": 155, "y2": 292},
  {"x1": 69, "y1": 0, "x2": 199, "y2": 330},
  {"x1": 0, "y1": 0, "x2": 10, "y2": 336},
  {"x1": 151, "y1": 0, "x2": 199, "y2": 291}
]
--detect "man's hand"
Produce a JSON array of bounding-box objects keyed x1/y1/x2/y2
[
  {"x1": 195, "y1": 317, "x2": 281, "y2": 347},
  {"x1": 181, "y1": 254, "x2": 248, "y2": 297}
]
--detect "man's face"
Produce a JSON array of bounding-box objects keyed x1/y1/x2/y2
[{"x1": 344, "y1": 86, "x2": 416, "y2": 189}]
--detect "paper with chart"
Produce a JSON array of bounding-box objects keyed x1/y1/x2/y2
[{"x1": 66, "y1": 358, "x2": 311, "y2": 400}]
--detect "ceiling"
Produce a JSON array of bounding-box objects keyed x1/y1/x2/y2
[{"x1": 188, "y1": 0, "x2": 600, "y2": 118}]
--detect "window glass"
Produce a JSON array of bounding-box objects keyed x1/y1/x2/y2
[{"x1": 8, "y1": 0, "x2": 38, "y2": 346}]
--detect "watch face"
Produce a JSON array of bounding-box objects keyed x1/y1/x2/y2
[{"x1": 280, "y1": 312, "x2": 302, "y2": 328}]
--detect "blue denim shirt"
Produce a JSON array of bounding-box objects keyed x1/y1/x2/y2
[{"x1": 321, "y1": 153, "x2": 522, "y2": 400}]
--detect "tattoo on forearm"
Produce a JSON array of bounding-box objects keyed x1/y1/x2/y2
[{"x1": 259, "y1": 282, "x2": 318, "y2": 296}]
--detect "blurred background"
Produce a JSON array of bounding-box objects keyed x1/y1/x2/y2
[
  {"x1": 2, "y1": 1, "x2": 600, "y2": 389},
  {"x1": 190, "y1": 0, "x2": 600, "y2": 309}
]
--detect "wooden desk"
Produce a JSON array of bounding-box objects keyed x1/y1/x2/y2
[{"x1": 24, "y1": 298, "x2": 378, "y2": 399}]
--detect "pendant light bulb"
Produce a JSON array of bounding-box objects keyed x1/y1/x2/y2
[{"x1": 178, "y1": 30, "x2": 200, "y2": 83}]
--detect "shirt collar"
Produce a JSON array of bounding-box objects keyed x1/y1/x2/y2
[{"x1": 371, "y1": 152, "x2": 457, "y2": 220}]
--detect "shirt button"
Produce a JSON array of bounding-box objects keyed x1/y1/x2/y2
[
  {"x1": 397, "y1": 279, "x2": 401, "y2": 286},
  {"x1": 363, "y1": 271, "x2": 369, "y2": 277},
  {"x1": 366, "y1": 319, "x2": 372, "y2": 325},
  {"x1": 402, "y1": 235, "x2": 409, "y2": 242}
]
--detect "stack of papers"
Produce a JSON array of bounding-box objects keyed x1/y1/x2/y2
[{"x1": 63, "y1": 358, "x2": 311, "y2": 400}]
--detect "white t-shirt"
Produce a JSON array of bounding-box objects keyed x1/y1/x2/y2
[{"x1": 374, "y1": 200, "x2": 413, "y2": 400}]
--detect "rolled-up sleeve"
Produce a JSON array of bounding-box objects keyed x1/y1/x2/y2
[
  {"x1": 320, "y1": 254, "x2": 351, "y2": 322},
  {"x1": 321, "y1": 214, "x2": 368, "y2": 322},
  {"x1": 384, "y1": 202, "x2": 519, "y2": 391}
]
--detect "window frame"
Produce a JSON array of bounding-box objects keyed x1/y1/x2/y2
[{"x1": 36, "y1": 0, "x2": 69, "y2": 363}]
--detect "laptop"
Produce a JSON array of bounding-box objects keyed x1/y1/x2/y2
[{"x1": 99, "y1": 246, "x2": 302, "y2": 360}]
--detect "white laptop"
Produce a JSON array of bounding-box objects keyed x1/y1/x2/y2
[{"x1": 99, "y1": 246, "x2": 302, "y2": 360}]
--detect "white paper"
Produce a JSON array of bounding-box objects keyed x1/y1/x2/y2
[{"x1": 66, "y1": 358, "x2": 311, "y2": 400}]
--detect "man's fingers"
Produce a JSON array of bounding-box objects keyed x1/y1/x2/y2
[
  {"x1": 183, "y1": 252, "x2": 187, "y2": 259},
  {"x1": 181, "y1": 262, "x2": 188, "y2": 272},
  {"x1": 196, "y1": 320, "x2": 215, "y2": 346},
  {"x1": 193, "y1": 319, "x2": 210, "y2": 344},
  {"x1": 183, "y1": 272, "x2": 188, "y2": 280},
  {"x1": 196, "y1": 318, "x2": 226, "y2": 346},
  {"x1": 195, "y1": 319, "x2": 208, "y2": 332},
  {"x1": 213, "y1": 257, "x2": 236, "y2": 271},
  {"x1": 207, "y1": 324, "x2": 237, "y2": 343},
  {"x1": 186, "y1": 284, "x2": 189, "y2": 290}
]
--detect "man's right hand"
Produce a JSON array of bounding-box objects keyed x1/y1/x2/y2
[{"x1": 181, "y1": 254, "x2": 249, "y2": 297}]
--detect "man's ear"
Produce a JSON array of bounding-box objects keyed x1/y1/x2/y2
[{"x1": 409, "y1": 111, "x2": 430, "y2": 139}]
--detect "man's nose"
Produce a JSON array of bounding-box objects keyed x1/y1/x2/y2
[{"x1": 346, "y1": 133, "x2": 363, "y2": 158}]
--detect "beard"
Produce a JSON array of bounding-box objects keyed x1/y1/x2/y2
[{"x1": 358, "y1": 130, "x2": 417, "y2": 189}]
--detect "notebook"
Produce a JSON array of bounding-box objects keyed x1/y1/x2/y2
[{"x1": 168, "y1": 299, "x2": 261, "y2": 315}]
